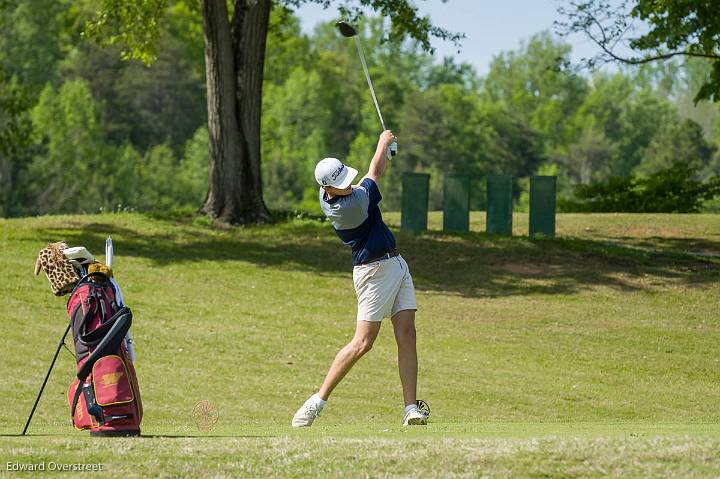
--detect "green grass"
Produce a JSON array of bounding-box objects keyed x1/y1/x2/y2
[{"x1": 1, "y1": 212, "x2": 718, "y2": 477}]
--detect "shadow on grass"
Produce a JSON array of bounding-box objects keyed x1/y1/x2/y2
[
  {"x1": 607, "y1": 236, "x2": 720, "y2": 256},
  {"x1": 35, "y1": 216, "x2": 720, "y2": 299}
]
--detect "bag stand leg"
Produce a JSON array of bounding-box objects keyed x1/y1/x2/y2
[{"x1": 22, "y1": 320, "x2": 72, "y2": 435}]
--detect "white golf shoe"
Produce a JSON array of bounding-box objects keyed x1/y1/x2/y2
[
  {"x1": 402, "y1": 407, "x2": 428, "y2": 425},
  {"x1": 402, "y1": 400, "x2": 430, "y2": 426},
  {"x1": 291, "y1": 395, "x2": 325, "y2": 427}
]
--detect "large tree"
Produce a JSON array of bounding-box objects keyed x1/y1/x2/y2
[
  {"x1": 557, "y1": 0, "x2": 720, "y2": 103},
  {"x1": 86, "y1": 0, "x2": 460, "y2": 223}
]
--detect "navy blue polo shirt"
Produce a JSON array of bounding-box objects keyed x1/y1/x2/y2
[{"x1": 319, "y1": 178, "x2": 396, "y2": 266}]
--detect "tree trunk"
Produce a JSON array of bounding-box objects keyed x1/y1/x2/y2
[{"x1": 201, "y1": 0, "x2": 271, "y2": 224}]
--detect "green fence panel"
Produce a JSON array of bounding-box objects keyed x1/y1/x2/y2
[
  {"x1": 401, "y1": 172, "x2": 430, "y2": 232},
  {"x1": 486, "y1": 174, "x2": 513, "y2": 235},
  {"x1": 529, "y1": 176, "x2": 557, "y2": 237},
  {"x1": 443, "y1": 174, "x2": 470, "y2": 232}
]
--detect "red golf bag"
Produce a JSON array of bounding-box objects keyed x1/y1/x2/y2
[{"x1": 66, "y1": 273, "x2": 142, "y2": 436}]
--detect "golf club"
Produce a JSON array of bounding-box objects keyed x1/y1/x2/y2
[{"x1": 336, "y1": 21, "x2": 397, "y2": 159}]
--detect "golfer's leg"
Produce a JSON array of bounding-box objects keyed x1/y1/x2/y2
[
  {"x1": 317, "y1": 320, "x2": 382, "y2": 401},
  {"x1": 391, "y1": 309, "x2": 417, "y2": 407}
]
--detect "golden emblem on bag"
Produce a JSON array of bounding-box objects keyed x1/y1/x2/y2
[{"x1": 100, "y1": 372, "x2": 124, "y2": 387}]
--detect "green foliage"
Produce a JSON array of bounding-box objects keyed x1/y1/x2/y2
[
  {"x1": 262, "y1": 67, "x2": 328, "y2": 207},
  {"x1": 134, "y1": 144, "x2": 182, "y2": 209},
  {"x1": 61, "y1": 37, "x2": 206, "y2": 155},
  {"x1": 559, "y1": 120, "x2": 615, "y2": 184},
  {"x1": 113, "y1": 136, "x2": 207, "y2": 212},
  {"x1": 83, "y1": 0, "x2": 167, "y2": 65},
  {"x1": 560, "y1": 163, "x2": 720, "y2": 213},
  {"x1": 164, "y1": 1, "x2": 204, "y2": 77},
  {"x1": 636, "y1": 119, "x2": 717, "y2": 178},
  {"x1": 559, "y1": 73, "x2": 677, "y2": 179},
  {"x1": 109, "y1": 142, "x2": 144, "y2": 209},
  {"x1": 178, "y1": 126, "x2": 209, "y2": 206},
  {"x1": 612, "y1": 89, "x2": 677, "y2": 176},
  {"x1": 483, "y1": 32, "x2": 588, "y2": 152},
  {"x1": 265, "y1": 7, "x2": 313, "y2": 85},
  {"x1": 0, "y1": 75, "x2": 33, "y2": 158},
  {"x1": 28, "y1": 80, "x2": 112, "y2": 214},
  {"x1": 0, "y1": 73, "x2": 34, "y2": 216},
  {"x1": 0, "y1": 0, "x2": 76, "y2": 93},
  {"x1": 20, "y1": 77, "x2": 206, "y2": 215},
  {"x1": 673, "y1": 59, "x2": 720, "y2": 138}
]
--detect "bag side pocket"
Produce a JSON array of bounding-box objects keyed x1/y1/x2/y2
[{"x1": 92, "y1": 355, "x2": 134, "y2": 406}]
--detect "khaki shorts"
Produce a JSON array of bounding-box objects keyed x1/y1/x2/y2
[{"x1": 352, "y1": 255, "x2": 417, "y2": 322}]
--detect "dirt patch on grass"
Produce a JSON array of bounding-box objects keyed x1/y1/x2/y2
[{"x1": 501, "y1": 263, "x2": 549, "y2": 276}]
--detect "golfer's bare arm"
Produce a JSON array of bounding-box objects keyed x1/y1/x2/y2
[{"x1": 361, "y1": 130, "x2": 395, "y2": 184}]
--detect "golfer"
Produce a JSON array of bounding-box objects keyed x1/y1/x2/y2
[{"x1": 292, "y1": 130, "x2": 428, "y2": 427}]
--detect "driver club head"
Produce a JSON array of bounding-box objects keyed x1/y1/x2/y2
[{"x1": 336, "y1": 21, "x2": 358, "y2": 38}]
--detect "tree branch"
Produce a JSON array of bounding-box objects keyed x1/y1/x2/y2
[{"x1": 556, "y1": 1, "x2": 720, "y2": 67}]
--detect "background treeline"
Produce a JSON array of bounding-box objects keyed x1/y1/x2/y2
[{"x1": 1, "y1": 1, "x2": 719, "y2": 217}]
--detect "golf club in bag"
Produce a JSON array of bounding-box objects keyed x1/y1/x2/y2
[{"x1": 337, "y1": 21, "x2": 398, "y2": 159}]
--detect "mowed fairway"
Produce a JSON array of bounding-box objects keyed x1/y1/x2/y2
[{"x1": 1, "y1": 212, "x2": 719, "y2": 477}]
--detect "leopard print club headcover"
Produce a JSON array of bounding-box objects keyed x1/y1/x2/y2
[{"x1": 34, "y1": 242, "x2": 80, "y2": 296}]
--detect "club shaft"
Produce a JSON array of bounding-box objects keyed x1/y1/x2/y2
[
  {"x1": 354, "y1": 37, "x2": 386, "y2": 130},
  {"x1": 22, "y1": 320, "x2": 73, "y2": 435}
]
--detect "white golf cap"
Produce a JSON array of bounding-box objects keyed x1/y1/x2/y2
[{"x1": 314, "y1": 157, "x2": 358, "y2": 189}]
